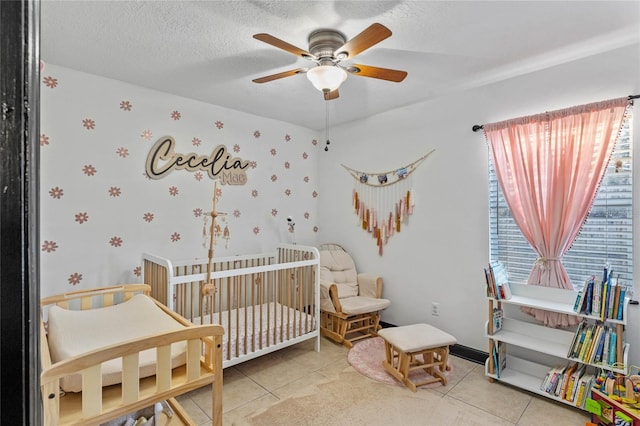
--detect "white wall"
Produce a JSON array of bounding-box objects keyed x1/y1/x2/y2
[
  {"x1": 317, "y1": 45, "x2": 640, "y2": 359},
  {"x1": 40, "y1": 65, "x2": 321, "y2": 298},
  {"x1": 41, "y1": 44, "x2": 640, "y2": 364}
]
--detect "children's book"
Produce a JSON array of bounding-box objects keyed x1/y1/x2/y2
[
  {"x1": 602, "y1": 327, "x2": 611, "y2": 365},
  {"x1": 558, "y1": 362, "x2": 578, "y2": 398},
  {"x1": 492, "y1": 341, "x2": 506, "y2": 378},
  {"x1": 576, "y1": 277, "x2": 594, "y2": 314},
  {"x1": 566, "y1": 364, "x2": 586, "y2": 402},
  {"x1": 591, "y1": 279, "x2": 601, "y2": 316},
  {"x1": 492, "y1": 307, "x2": 503, "y2": 333},
  {"x1": 600, "y1": 280, "x2": 609, "y2": 320},
  {"x1": 606, "y1": 276, "x2": 616, "y2": 320},
  {"x1": 571, "y1": 323, "x2": 590, "y2": 359},
  {"x1": 573, "y1": 287, "x2": 584, "y2": 312},
  {"x1": 593, "y1": 326, "x2": 606, "y2": 363},
  {"x1": 612, "y1": 280, "x2": 621, "y2": 319},
  {"x1": 567, "y1": 320, "x2": 585, "y2": 358},
  {"x1": 545, "y1": 368, "x2": 562, "y2": 394},
  {"x1": 608, "y1": 331, "x2": 617, "y2": 365},
  {"x1": 496, "y1": 341, "x2": 507, "y2": 376},
  {"x1": 491, "y1": 261, "x2": 512, "y2": 300},
  {"x1": 586, "y1": 324, "x2": 603, "y2": 363},
  {"x1": 575, "y1": 373, "x2": 594, "y2": 408},
  {"x1": 578, "y1": 324, "x2": 595, "y2": 360},
  {"x1": 616, "y1": 285, "x2": 627, "y2": 320},
  {"x1": 484, "y1": 266, "x2": 496, "y2": 298}
]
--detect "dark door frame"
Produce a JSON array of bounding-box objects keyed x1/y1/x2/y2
[{"x1": 0, "y1": 0, "x2": 40, "y2": 423}]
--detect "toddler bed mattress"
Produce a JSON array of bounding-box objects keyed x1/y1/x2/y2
[
  {"x1": 46, "y1": 293, "x2": 187, "y2": 392},
  {"x1": 194, "y1": 302, "x2": 315, "y2": 360}
]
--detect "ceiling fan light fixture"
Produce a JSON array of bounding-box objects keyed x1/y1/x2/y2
[{"x1": 306, "y1": 65, "x2": 347, "y2": 93}]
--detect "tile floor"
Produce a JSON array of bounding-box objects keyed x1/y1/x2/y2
[{"x1": 176, "y1": 337, "x2": 591, "y2": 425}]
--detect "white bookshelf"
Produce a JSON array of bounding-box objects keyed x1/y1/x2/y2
[{"x1": 485, "y1": 282, "x2": 630, "y2": 409}]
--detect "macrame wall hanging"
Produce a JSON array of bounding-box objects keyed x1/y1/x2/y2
[{"x1": 342, "y1": 149, "x2": 435, "y2": 256}]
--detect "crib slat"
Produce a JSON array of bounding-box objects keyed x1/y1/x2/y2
[
  {"x1": 80, "y1": 296, "x2": 92, "y2": 311},
  {"x1": 82, "y1": 364, "x2": 102, "y2": 417},
  {"x1": 121, "y1": 353, "x2": 140, "y2": 404},
  {"x1": 103, "y1": 292, "x2": 115, "y2": 307}
]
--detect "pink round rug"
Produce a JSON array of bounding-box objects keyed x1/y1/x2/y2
[{"x1": 347, "y1": 336, "x2": 451, "y2": 388}]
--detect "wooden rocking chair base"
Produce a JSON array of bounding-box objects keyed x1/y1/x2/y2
[{"x1": 320, "y1": 310, "x2": 381, "y2": 348}]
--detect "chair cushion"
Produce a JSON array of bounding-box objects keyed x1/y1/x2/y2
[
  {"x1": 320, "y1": 249, "x2": 358, "y2": 298},
  {"x1": 340, "y1": 296, "x2": 391, "y2": 315}
]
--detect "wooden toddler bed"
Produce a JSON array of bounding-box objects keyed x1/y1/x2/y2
[
  {"x1": 40, "y1": 284, "x2": 223, "y2": 426},
  {"x1": 142, "y1": 244, "x2": 320, "y2": 368}
]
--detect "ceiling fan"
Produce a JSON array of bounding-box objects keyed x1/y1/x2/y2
[{"x1": 252, "y1": 23, "x2": 408, "y2": 101}]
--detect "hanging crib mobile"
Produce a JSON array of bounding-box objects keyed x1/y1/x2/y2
[
  {"x1": 342, "y1": 149, "x2": 434, "y2": 256},
  {"x1": 201, "y1": 181, "x2": 229, "y2": 296}
]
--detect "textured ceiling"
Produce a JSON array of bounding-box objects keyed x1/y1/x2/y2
[{"x1": 41, "y1": 1, "x2": 640, "y2": 130}]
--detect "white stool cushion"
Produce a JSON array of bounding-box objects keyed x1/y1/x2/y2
[
  {"x1": 340, "y1": 296, "x2": 391, "y2": 315},
  {"x1": 378, "y1": 323, "x2": 456, "y2": 353}
]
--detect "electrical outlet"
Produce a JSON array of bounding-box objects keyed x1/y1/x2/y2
[{"x1": 431, "y1": 302, "x2": 440, "y2": 316}]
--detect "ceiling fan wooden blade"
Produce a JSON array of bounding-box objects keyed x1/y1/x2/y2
[
  {"x1": 349, "y1": 64, "x2": 407, "y2": 82},
  {"x1": 324, "y1": 89, "x2": 339, "y2": 101},
  {"x1": 253, "y1": 33, "x2": 315, "y2": 59},
  {"x1": 252, "y1": 68, "x2": 307, "y2": 84},
  {"x1": 335, "y1": 23, "x2": 392, "y2": 60}
]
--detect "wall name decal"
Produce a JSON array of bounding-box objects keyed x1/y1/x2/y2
[{"x1": 145, "y1": 136, "x2": 250, "y2": 184}]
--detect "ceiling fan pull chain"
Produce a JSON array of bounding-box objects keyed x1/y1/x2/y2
[{"x1": 325, "y1": 102, "x2": 331, "y2": 152}]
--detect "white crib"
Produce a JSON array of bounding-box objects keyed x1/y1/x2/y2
[{"x1": 142, "y1": 244, "x2": 320, "y2": 368}]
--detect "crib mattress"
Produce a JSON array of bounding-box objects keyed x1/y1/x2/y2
[
  {"x1": 46, "y1": 294, "x2": 187, "y2": 392},
  {"x1": 194, "y1": 302, "x2": 315, "y2": 360}
]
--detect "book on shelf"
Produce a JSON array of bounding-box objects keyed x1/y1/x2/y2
[
  {"x1": 602, "y1": 327, "x2": 611, "y2": 365},
  {"x1": 567, "y1": 320, "x2": 586, "y2": 358},
  {"x1": 491, "y1": 341, "x2": 507, "y2": 378},
  {"x1": 617, "y1": 285, "x2": 627, "y2": 320},
  {"x1": 492, "y1": 307, "x2": 503, "y2": 333},
  {"x1": 568, "y1": 321, "x2": 593, "y2": 358},
  {"x1": 612, "y1": 282, "x2": 621, "y2": 320},
  {"x1": 574, "y1": 276, "x2": 594, "y2": 314},
  {"x1": 592, "y1": 276, "x2": 602, "y2": 317},
  {"x1": 494, "y1": 341, "x2": 506, "y2": 377},
  {"x1": 541, "y1": 365, "x2": 565, "y2": 394},
  {"x1": 608, "y1": 330, "x2": 617, "y2": 365},
  {"x1": 484, "y1": 266, "x2": 495, "y2": 298},
  {"x1": 558, "y1": 362, "x2": 579, "y2": 398},
  {"x1": 585, "y1": 277, "x2": 594, "y2": 315},
  {"x1": 586, "y1": 324, "x2": 603, "y2": 363},
  {"x1": 573, "y1": 267, "x2": 627, "y2": 321},
  {"x1": 574, "y1": 373, "x2": 595, "y2": 408},
  {"x1": 601, "y1": 274, "x2": 612, "y2": 321},
  {"x1": 485, "y1": 261, "x2": 512, "y2": 300},
  {"x1": 594, "y1": 277, "x2": 628, "y2": 322},
  {"x1": 593, "y1": 326, "x2": 607, "y2": 364},
  {"x1": 564, "y1": 363, "x2": 586, "y2": 402},
  {"x1": 578, "y1": 324, "x2": 595, "y2": 361}
]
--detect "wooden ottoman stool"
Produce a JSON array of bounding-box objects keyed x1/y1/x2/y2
[{"x1": 378, "y1": 324, "x2": 457, "y2": 392}]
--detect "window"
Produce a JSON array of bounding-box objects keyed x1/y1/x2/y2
[{"x1": 489, "y1": 115, "x2": 633, "y2": 289}]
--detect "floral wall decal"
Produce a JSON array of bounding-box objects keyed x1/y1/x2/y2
[{"x1": 39, "y1": 64, "x2": 321, "y2": 297}]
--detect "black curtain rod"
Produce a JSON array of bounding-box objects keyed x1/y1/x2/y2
[{"x1": 472, "y1": 94, "x2": 640, "y2": 132}]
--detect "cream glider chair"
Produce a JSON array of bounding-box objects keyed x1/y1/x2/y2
[{"x1": 318, "y1": 244, "x2": 390, "y2": 348}]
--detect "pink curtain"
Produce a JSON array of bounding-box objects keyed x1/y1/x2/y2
[{"x1": 484, "y1": 97, "x2": 630, "y2": 327}]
